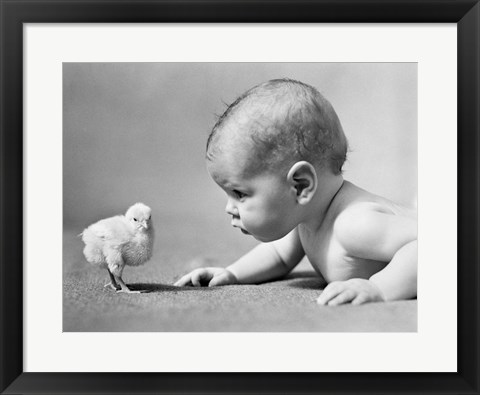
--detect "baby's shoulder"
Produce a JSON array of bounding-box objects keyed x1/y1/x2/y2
[
  {"x1": 332, "y1": 201, "x2": 391, "y2": 235},
  {"x1": 332, "y1": 181, "x2": 414, "y2": 220},
  {"x1": 331, "y1": 182, "x2": 416, "y2": 239},
  {"x1": 338, "y1": 201, "x2": 395, "y2": 219}
]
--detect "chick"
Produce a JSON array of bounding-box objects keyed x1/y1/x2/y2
[{"x1": 80, "y1": 203, "x2": 154, "y2": 293}]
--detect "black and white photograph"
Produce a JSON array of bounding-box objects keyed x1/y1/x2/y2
[
  {"x1": 63, "y1": 62, "x2": 417, "y2": 332},
  {"x1": 3, "y1": 0, "x2": 479, "y2": 392}
]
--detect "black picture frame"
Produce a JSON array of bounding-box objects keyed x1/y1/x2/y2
[{"x1": 1, "y1": 1, "x2": 478, "y2": 394}]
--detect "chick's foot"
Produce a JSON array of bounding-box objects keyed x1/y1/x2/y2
[
  {"x1": 104, "y1": 282, "x2": 121, "y2": 291},
  {"x1": 114, "y1": 276, "x2": 148, "y2": 293},
  {"x1": 116, "y1": 288, "x2": 145, "y2": 294}
]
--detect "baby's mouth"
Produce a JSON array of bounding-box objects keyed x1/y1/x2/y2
[{"x1": 231, "y1": 218, "x2": 250, "y2": 235}]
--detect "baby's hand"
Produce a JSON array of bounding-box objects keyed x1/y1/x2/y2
[
  {"x1": 316, "y1": 278, "x2": 385, "y2": 306},
  {"x1": 174, "y1": 267, "x2": 238, "y2": 287}
]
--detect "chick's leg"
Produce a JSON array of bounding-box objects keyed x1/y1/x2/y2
[
  {"x1": 105, "y1": 249, "x2": 138, "y2": 294},
  {"x1": 104, "y1": 269, "x2": 121, "y2": 291},
  {"x1": 114, "y1": 274, "x2": 142, "y2": 294}
]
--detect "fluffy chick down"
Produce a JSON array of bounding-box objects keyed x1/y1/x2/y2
[{"x1": 81, "y1": 203, "x2": 154, "y2": 278}]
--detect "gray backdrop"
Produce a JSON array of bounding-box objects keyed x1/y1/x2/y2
[{"x1": 63, "y1": 63, "x2": 417, "y2": 251}]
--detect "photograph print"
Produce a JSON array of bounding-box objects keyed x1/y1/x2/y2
[{"x1": 63, "y1": 62, "x2": 417, "y2": 332}]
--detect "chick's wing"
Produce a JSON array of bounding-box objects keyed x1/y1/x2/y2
[{"x1": 87, "y1": 215, "x2": 133, "y2": 246}]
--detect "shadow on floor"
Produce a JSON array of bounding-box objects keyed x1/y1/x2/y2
[{"x1": 127, "y1": 283, "x2": 219, "y2": 293}]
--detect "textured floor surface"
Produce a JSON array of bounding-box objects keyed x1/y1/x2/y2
[{"x1": 63, "y1": 222, "x2": 417, "y2": 332}]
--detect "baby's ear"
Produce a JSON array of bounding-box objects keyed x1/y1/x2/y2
[{"x1": 287, "y1": 161, "x2": 317, "y2": 205}]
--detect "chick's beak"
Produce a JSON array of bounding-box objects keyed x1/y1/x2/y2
[{"x1": 141, "y1": 220, "x2": 148, "y2": 229}]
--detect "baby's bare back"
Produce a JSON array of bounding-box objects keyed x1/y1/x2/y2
[{"x1": 299, "y1": 181, "x2": 416, "y2": 283}]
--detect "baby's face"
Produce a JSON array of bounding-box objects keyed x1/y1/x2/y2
[{"x1": 206, "y1": 151, "x2": 299, "y2": 243}]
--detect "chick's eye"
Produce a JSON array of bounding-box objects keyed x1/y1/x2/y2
[{"x1": 133, "y1": 218, "x2": 137, "y2": 221}]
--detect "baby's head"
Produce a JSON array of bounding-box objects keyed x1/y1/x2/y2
[
  {"x1": 206, "y1": 79, "x2": 348, "y2": 242},
  {"x1": 206, "y1": 78, "x2": 348, "y2": 178}
]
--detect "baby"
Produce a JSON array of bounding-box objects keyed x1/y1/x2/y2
[{"x1": 175, "y1": 78, "x2": 417, "y2": 305}]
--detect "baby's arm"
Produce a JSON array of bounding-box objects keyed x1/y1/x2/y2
[
  {"x1": 174, "y1": 228, "x2": 305, "y2": 287},
  {"x1": 369, "y1": 239, "x2": 417, "y2": 301},
  {"x1": 227, "y1": 228, "x2": 305, "y2": 284},
  {"x1": 318, "y1": 205, "x2": 417, "y2": 305}
]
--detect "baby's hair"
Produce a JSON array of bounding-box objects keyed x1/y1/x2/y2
[{"x1": 206, "y1": 78, "x2": 348, "y2": 175}]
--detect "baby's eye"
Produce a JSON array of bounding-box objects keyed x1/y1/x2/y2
[{"x1": 233, "y1": 190, "x2": 246, "y2": 199}]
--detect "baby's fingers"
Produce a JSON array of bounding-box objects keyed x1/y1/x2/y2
[
  {"x1": 351, "y1": 292, "x2": 370, "y2": 305},
  {"x1": 325, "y1": 290, "x2": 356, "y2": 306},
  {"x1": 174, "y1": 269, "x2": 208, "y2": 287},
  {"x1": 190, "y1": 269, "x2": 213, "y2": 287},
  {"x1": 208, "y1": 275, "x2": 223, "y2": 287},
  {"x1": 208, "y1": 271, "x2": 231, "y2": 287},
  {"x1": 317, "y1": 282, "x2": 344, "y2": 305},
  {"x1": 174, "y1": 273, "x2": 194, "y2": 287}
]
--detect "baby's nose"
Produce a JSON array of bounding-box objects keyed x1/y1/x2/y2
[{"x1": 225, "y1": 199, "x2": 238, "y2": 216}]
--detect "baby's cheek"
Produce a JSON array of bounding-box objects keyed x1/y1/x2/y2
[
  {"x1": 241, "y1": 216, "x2": 261, "y2": 233},
  {"x1": 249, "y1": 216, "x2": 279, "y2": 236}
]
